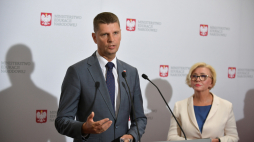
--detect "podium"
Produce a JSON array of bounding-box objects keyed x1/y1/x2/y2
[{"x1": 154, "y1": 138, "x2": 211, "y2": 142}]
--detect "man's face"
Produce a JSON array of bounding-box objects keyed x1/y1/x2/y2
[{"x1": 92, "y1": 22, "x2": 121, "y2": 60}]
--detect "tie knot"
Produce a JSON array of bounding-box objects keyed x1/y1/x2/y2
[{"x1": 106, "y1": 62, "x2": 115, "y2": 70}]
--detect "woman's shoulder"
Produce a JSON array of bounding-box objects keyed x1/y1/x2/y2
[
  {"x1": 175, "y1": 96, "x2": 191, "y2": 107},
  {"x1": 212, "y1": 93, "x2": 233, "y2": 108}
]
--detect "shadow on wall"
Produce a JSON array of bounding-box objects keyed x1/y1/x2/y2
[
  {"x1": 236, "y1": 89, "x2": 254, "y2": 142},
  {"x1": 142, "y1": 78, "x2": 173, "y2": 142},
  {"x1": 0, "y1": 44, "x2": 66, "y2": 142}
]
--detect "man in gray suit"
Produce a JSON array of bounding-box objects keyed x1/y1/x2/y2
[{"x1": 55, "y1": 12, "x2": 147, "y2": 142}]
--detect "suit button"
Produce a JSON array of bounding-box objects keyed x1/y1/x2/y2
[{"x1": 115, "y1": 126, "x2": 118, "y2": 129}]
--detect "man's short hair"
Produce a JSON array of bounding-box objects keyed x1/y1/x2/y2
[{"x1": 93, "y1": 12, "x2": 120, "y2": 33}]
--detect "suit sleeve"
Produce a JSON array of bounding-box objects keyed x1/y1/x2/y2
[
  {"x1": 167, "y1": 103, "x2": 188, "y2": 141},
  {"x1": 127, "y1": 68, "x2": 147, "y2": 141},
  {"x1": 55, "y1": 66, "x2": 84, "y2": 140},
  {"x1": 219, "y1": 104, "x2": 239, "y2": 142}
]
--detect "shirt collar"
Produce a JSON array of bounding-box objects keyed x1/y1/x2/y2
[{"x1": 96, "y1": 51, "x2": 117, "y2": 69}]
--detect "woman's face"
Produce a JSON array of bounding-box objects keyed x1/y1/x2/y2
[{"x1": 191, "y1": 67, "x2": 213, "y2": 93}]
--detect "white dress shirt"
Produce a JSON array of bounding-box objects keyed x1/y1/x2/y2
[{"x1": 96, "y1": 51, "x2": 120, "y2": 117}]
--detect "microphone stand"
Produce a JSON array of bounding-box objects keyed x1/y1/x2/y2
[
  {"x1": 142, "y1": 74, "x2": 187, "y2": 140},
  {"x1": 122, "y1": 71, "x2": 141, "y2": 142}
]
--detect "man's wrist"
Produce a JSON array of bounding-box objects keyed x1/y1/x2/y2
[
  {"x1": 82, "y1": 133, "x2": 89, "y2": 137},
  {"x1": 81, "y1": 122, "x2": 90, "y2": 139},
  {"x1": 129, "y1": 134, "x2": 134, "y2": 138},
  {"x1": 82, "y1": 122, "x2": 88, "y2": 134},
  {"x1": 121, "y1": 134, "x2": 134, "y2": 142},
  {"x1": 127, "y1": 134, "x2": 134, "y2": 141}
]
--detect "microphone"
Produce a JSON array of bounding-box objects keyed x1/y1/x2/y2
[
  {"x1": 95, "y1": 82, "x2": 100, "y2": 89},
  {"x1": 141, "y1": 74, "x2": 187, "y2": 140},
  {"x1": 122, "y1": 71, "x2": 127, "y2": 78},
  {"x1": 141, "y1": 74, "x2": 148, "y2": 80},
  {"x1": 85, "y1": 81, "x2": 100, "y2": 137},
  {"x1": 122, "y1": 71, "x2": 141, "y2": 142}
]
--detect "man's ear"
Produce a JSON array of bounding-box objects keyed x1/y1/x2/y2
[{"x1": 92, "y1": 33, "x2": 97, "y2": 44}]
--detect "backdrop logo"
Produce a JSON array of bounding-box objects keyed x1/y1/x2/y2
[
  {"x1": 200, "y1": 24, "x2": 208, "y2": 36},
  {"x1": 160, "y1": 65, "x2": 169, "y2": 77},
  {"x1": 41, "y1": 13, "x2": 52, "y2": 26},
  {"x1": 126, "y1": 19, "x2": 136, "y2": 31},
  {"x1": 1, "y1": 61, "x2": 30, "y2": 73},
  {"x1": 228, "y1": 67, "x2": 236, "y2": 78},
  {"x1": 36, "y1": 110, "x2": 47, "y2": 123},
  {"x1": 237, "y1": 68, "x2": 254, "y2": 78},
  {"x1": 170, "y1": 66, "x2": 190, "y2": 77}
]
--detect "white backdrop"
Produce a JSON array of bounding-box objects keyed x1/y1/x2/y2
[{"x1": 0, "y1": 0, "x2": 254, "y2": 142}]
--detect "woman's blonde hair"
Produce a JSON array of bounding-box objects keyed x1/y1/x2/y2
[{"x1": 186, "y1": 62, "x2": 217, "y2": 90}]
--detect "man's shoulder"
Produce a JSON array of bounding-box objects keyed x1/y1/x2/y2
[
  {"x1": 70, "y1": 53, "x2": 96, "y2": 69},
  {"x1": 117, "y1": 59, "x2": 137, "y2": 71},
  {"x1": 71, "y1": 58, "x2": 88, "y2": 68}
]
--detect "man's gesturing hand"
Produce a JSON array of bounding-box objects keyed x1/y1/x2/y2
[{"x1": 82, "y1": 112, "x2": 112, "y2": 134}]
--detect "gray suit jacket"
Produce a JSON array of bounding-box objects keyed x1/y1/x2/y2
[{"x1": 55, "y1": 52, "x2": 147, "y2": 142}]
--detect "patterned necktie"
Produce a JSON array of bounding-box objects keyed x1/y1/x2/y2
[{"x1": 105, "y1": 62, "x2": 115, "y2": 112}]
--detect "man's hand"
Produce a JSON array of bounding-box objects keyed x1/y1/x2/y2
[
  {"x1": 120, "y1": 134, "x2": 134, "y2": 142},
  {"x1": 82, "y1": 112, "x2": 112, "y2": 134}
]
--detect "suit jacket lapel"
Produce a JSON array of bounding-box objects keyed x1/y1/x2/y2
[
  {"x1": 116, "y1": 59, "x2": 127, "y2": 119},
  {"x1": 202, "y1": 93, "x2": 219, "y2": 137},
  {"x1": 87, "y1": 52, "x2": 116, "y2": 119},
  {"x1": 206, "y1": 93, "x2": 219, "y2": 121},
  {"x1": 187, "y1": 96, "x2": 200, "y2": 133}
]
